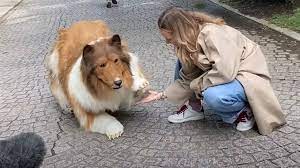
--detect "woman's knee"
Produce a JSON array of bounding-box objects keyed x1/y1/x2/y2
[
  {"x1": 203, "y1": 86, "x2": 246, "y2": 112},
  {"x1": 203, "y1": 87, "x2": 226, "y2": 110}
]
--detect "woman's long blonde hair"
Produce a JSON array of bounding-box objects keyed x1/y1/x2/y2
[{"x1": 158, "y1": 7, "x2": 225, "y2": 65}]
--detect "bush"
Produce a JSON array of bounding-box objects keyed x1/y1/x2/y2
[{"x1": 245, "y1": 0, "x2": 294, "y2": 4}]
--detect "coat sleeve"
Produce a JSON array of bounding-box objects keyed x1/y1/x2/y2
[
  {"x1": 198, "y1": 27, "x2": 243, "y2": 91},
  {"x1": 164, "y1": 63, "x2": 204, "y2": 105}
]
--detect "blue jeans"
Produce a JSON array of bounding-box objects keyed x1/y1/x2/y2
[
  {"x1": 174, "y1": 59, "x2": 182, "y2": 81},
  {"x1": 174, "y1": 60, "x2": 248, "y2": 123}
]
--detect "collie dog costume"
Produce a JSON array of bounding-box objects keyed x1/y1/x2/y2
[{"x1": 45, "y1": 20, "x2": 149, "y2": 139}]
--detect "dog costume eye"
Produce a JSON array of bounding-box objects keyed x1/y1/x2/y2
[
  {"x1": 114, "y1": 59, "x2": 118, "y2": 63},
  {"x1": 100, "y1": 64, "x2": 106, "y2": 67}
]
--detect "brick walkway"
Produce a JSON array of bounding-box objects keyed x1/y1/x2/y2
[{"x1": 0, "y1": 0, "x2": 299, "y2": 167}]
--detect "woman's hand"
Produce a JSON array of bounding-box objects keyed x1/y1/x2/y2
[{"x1": 136, "y1": 90, "x2": 164, "y2": 104}]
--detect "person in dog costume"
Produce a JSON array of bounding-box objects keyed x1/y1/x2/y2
[
  {"x1": 106, "y1": 0, "x2": 118, "y2": 8},
  {"x1": 138, "y1": 7, "x2": 286, "y2": 135}
]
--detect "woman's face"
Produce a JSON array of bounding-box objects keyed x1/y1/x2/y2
[{"x1": 160, "y1": 29, "x2": 177, "y2": 46}]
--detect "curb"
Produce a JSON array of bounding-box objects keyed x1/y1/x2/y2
[
  {"x1": 0, "y1": 0, "x2": 24, "y2": 23},
  {"x1": 208, "y1": 0, "x2": 300, "y2": 42}
]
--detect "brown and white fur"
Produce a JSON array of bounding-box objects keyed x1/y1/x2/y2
[{"x1": 45, "y1": 20, "x2": 149, "y2": 139}]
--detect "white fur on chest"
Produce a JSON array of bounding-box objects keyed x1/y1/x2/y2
[{"x1": 68, "y1": 56, "x2": 134, "y2": 113}]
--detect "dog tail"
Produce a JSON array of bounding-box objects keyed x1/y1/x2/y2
[{"x1": 0, "y1": 132, "x2": 46, "y2": 168}]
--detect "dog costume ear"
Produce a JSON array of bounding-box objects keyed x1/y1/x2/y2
[
  {"x1": 111, "y1": 34, "x2": 121, "y2": 48},
  {"x1": 82, "y1": 44, "x2": 94, "y2": 66}
]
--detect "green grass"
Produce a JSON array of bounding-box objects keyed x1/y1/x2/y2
[
  {"x1": 270, "y1": 8, "x2": 300, "y2": 31},
  {"x1": 194, "y1": 3, "x2": 205, "y2": 9}
]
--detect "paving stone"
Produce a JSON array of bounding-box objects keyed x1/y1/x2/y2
[
  {"x1": 257, "y1": 141, "x2": 279, "y2": 150},
  {"x1": 234, "y1": 154, "x2": 255, "y2": 165},
  {"x1": 256, "y1": 160, "x2": 279, "y2": 168},
  {"x1": 241, "y1": 145, "x2": 262, "y2": 154},
  {"x1": 233, "y1": 138, "x2": 253, "y2": 147},
  {"x1": 269, "y1": 147, "x2": 290, "y2": 158},
  {"x1": 289, "y1": 152, "x2": 300, "y2": 164},
  {"x1": 253, "y1": 151, "x2": 274, "y2": 162},
  {"x1": 272, "y1": 157, "x2": 297, "y2": 168},
  {"x1": 223, "y1": 147, "x2": 245, "y2": 157}
]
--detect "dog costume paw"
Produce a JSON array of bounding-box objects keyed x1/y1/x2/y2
[{"x1": 105, "y1": 121, "x2": 124, "y2": 140}]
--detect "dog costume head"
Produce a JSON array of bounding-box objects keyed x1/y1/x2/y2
[{"x1": 81, "y1": 34, "x2": 133, "y2": 90}]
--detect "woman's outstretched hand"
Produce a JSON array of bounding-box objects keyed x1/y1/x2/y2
[{"x1": 136, "y1": 90, "x2": 163, "y2": 104}]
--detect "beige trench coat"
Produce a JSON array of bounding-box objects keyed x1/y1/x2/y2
[{"x1": 164, "y1": 23, "x2": 286, "y2": 135}]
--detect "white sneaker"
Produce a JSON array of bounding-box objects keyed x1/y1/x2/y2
[
  {"x1": 168, "y1": 105, "x2": 204, "y2": 123},
  {"x1": 235, "y1": 106, "x2": 255, "y2": 131}
]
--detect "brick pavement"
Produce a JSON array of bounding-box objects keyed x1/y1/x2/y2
[
  {"x1": 0, "y1": 0, "x2": 22, "y2": 21},
  {"x1": 0, "y1": 0, "x2": 299, "y2": 167}
]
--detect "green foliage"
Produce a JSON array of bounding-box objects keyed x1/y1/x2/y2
[
  {"x1": 221, "y1": 0, "x2": 295, "y2": 5},
  {"x1": 194, "y1": 3, "x2": 205, "y2": 9},
  {"x1": 271, "y1": 8, "x2": 300, "y2": 31}
]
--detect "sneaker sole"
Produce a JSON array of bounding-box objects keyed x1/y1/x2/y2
[
  {"x1": 236, "y1": 121, "x2": 255, "y2": 132},
  {"x1": 168, "y1": 116, "x2": 204, "y2": 123}
]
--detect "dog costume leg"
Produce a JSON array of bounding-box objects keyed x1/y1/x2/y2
[
  {"x1": 129, "y1": 53, "x2": 149, "y2": 91},
  {"x1": 50, "y1": 79, "x2": 69, "y2": 110},
  {"x1": 72, "y1": 104, "x2": 123, "y2": 140},
  {"x1": 46, "y1": 50, "x2": 69, "y2": 110},
  {"x1": 90, "y1": 112, "x2": 124, "y2": 140}
]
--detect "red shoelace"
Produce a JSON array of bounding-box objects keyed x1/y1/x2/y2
[
  {"x1": 176, "y1": 105, "x2": 188, "y2": 114},
  {"x1": 236, "y1": 111, "x2": 249, "y2": 123}
]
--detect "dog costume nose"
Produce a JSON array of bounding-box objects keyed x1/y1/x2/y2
[{"x1": 114, "y1": 80, "x2": 122, "y2": 86}]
